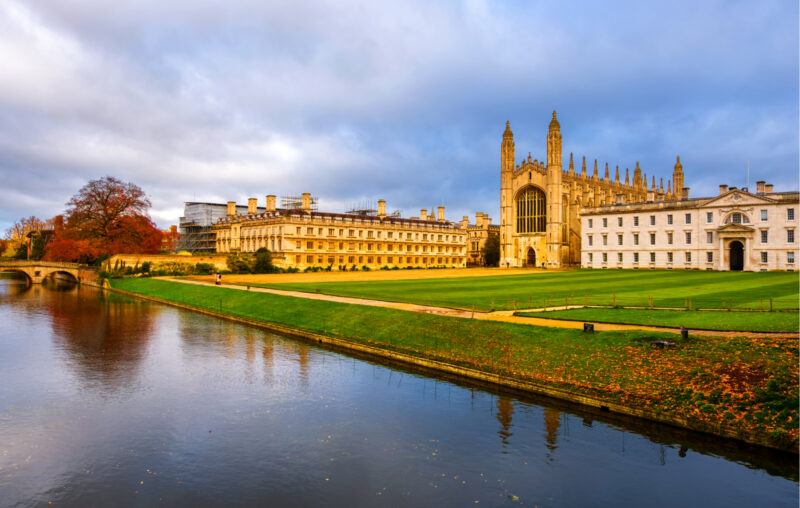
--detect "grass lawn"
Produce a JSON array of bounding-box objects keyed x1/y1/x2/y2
[
  {"x1": 112, "y1": 277, "x2": 798, "y2": 450},
  {"x1": 252, "y1": 269, "x2": 799, "y2": 312},
  {"x1": 517, "y1": 308, "x2": 799, "y2": 333}
]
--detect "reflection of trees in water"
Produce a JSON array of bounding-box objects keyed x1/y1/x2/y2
[
  {"x1": 544, "y1": 408, "x2": 561, "y2": 457},
  {"x1": 496, "y1": 397, "x2": 514, "y2": 446},
  {"x1": 44, "y1": 286, "x2": 155, "y2": 389}
]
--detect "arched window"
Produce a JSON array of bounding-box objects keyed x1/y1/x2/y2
[
  {"x1": 724, "y1": 212, "x2": 749, "y2": 225},
  {"x1": 516, "y1": 187, "x2": 546, "y2": 233}
]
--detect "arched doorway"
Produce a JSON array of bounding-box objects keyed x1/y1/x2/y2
[
  {"x1": 526, "y1": 247, "x2": 536, "y2": 267},
  {"x1": 729, "y1": 241, "x2": 744, "y2": 271}
]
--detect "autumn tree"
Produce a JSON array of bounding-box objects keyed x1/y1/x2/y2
[
  {"x1": 3, "y1": 216, "x2": 50, "y2": 258},
  {"x1": 44, "y1": 176, "x2": 162, "y2": 263},
  {"x1": 482, "y1": 234, "x2": 500, "y2": 267}
]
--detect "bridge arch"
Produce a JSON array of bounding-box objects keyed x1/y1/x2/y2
[{"x1": 0, "y1": 268, "x2": 33, "y2": 284}]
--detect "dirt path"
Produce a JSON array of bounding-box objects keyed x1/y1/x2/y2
[{"x1": 163, "y1": 278, "x2": 799, "y2": 339}]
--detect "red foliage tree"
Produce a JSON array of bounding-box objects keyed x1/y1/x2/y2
[{"x1": 44, "y1": 176, "x2": 162, "y2": 263}]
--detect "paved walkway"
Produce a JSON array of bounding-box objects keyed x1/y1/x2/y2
[{"x1": 163, "y1": 278, "x2": 798, "y2": 339}]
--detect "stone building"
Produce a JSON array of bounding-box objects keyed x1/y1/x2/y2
[
  {"x1": 213, "y1": 193, "x2": 467, "y2": 270},
  {"x1": 581, "y1": 181, "x2": 799, "y2": 271},
  {"x1": 460, "y1": 212, "x2": 499, "y2": 266},
  {"x1": 500, "y1": 112, "x2": 681, "y2": 268}
]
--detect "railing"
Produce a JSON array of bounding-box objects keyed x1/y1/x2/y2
[{"x1": 0, "y1": 260, "x2": 87, "y2": 269}]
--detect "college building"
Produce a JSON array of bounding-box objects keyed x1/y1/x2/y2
[
  {"x1": 581, "y1": 181, "x2": 798, "y2": 271},
  {"x1": 500, "y1": 112, "x2": 679, "y2": 268},
  {"x1": 212, "y1": 193, "x2": 468, "y2": 270}
]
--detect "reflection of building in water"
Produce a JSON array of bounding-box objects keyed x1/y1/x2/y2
[
  {"x1": 496, "y1": 397, "x2": 514, "y2": 445},
  {"x1": 544, "y1": 408, "x2": 561, "y2": 455},
  {"x1": 296, "y1": 342, "x2": 310, "y2": 385}
]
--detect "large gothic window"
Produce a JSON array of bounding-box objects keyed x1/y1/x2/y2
[{"x1": 516, "y1": 187, "x2": 546, "y2": 233}]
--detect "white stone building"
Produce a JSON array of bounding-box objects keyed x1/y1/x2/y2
[{"x1": 580, "y1": 181, "x2": 798, "y2": 271}]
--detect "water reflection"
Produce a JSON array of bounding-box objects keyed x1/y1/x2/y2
[{"x1": 0, "y1": 279, "x2": 797, "y2": 507}]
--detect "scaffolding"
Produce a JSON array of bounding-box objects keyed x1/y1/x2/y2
[{"x1": 281, "y1": 195, "x2": 318, "y2": 211}]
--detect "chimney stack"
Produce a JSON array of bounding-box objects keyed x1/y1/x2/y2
[
  {"x1": 719, "y1": 184, "x2": 728, "y2": 195},
  {"x1": 227, "y1": 201, "x2": 236, "y2": 217},
  {"x1": 681, "y1": 187, "x2": 690, "y2": 200},
  {"x1": 420, "y1": 208, "x2": 427, "y2": 221},
  {"x1": 765, "y1": 183, "x2": 774, "y2": 193},
  {"x1": 756, "y1": 181, "x2": 766, "y2": 194},
  {"x1": 266, "y1": 195, "x2": 276, "y2": 212},
  {"x1": 460, "y1": 215, "x2": 469, "y2": 229},
  {"x1": 301, "y1": 192, "x2": 311, "y2": 211},
  {"x1": 247, "y1": 197, "x2": 257, "y2": 215},
  {"x1": 377, "y1": 199, "x2": 386, "y2": 217},
  {"x1": 437, "y1": 205, "x2": 445, "y2": 222}
]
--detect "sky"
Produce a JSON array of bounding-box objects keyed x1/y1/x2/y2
[{"x1": 0, "y1": 0, "x2": 797, "y2": 231}]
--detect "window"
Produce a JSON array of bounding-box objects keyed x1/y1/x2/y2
[
  {"x1": 650, "y1": 233, "x2": 656, "y2": 245},
  {"x1": 706, "y1": 212, "x2": 713, "y2": 223},
  {"x1": 732, "y1": 213, "x2": 742, "y2": 224},
  {"x1": 617, "y1": 217, "x2": 623, "y2": 227},
  {"x1": 789, "y1": 230, "x2": 795, "y2": 243},
  {"x1": 307, "y1": 227, "x2": 314, "y2": 235},
  {"x1": 634, "y1": 216, "x2": 639, "y2": 226},
  {"x1": 789, "y1": 252, "x2": 795, "y2": 264},
  {"x1": 633, "y1": 233, "x2": 639, "y2": 245},
  {"x1": 516, "y1": 187, "x2": 547, "y2": 233},
  {"x1": 685, "y1": 232, "x2": 692, "y2": 244},
  {"x1": 603, "y1": 218, "x2": 608, "y2": 228},
  {"x1": 667, "y1": 252, "x2": 673, "y2": 263},
  {"x1": 761, "y1": 252, "x2": 768, "y2": 263},
  {"x1": 588, "y1": 235, "x2": 593, "y2": 247},
  {"x1": 761, "y1": 209, "x2": 768, "y2": 221},
  {"x1": 761, "y1": 230, "x2": 768, "y2": 243},
  {"x1": 667, "y1": 232, "x2": 673, "y2": 245},
  {"x1": 789, "y1": 209, "x2": 795, "y2": 220},
  {"x1": 707, "y1": 231, "x2": 713, "y2": 244},
  {"x1": 650, "y1": 252, "x2": 656, "y2": 262},
  {"x1": 685, "y1": 213, "x2": 692, "y2": 224},
  {"x1": 588, "y1": 218, "x2": 593, "y2": 228},
  {"x1": 633, "y1": 252, "x2": 639, "y2": 262},
  {"x1": 650, "y1": 215, "x2": 656, "y2": 226},
  {"x1": 685, "y1": 252, "x2": 691, "y2": 263},
  {"x1": 667, "y1": 214, "x2": 673, "y2": 225},
  {"x1": 602, "y1": 253, "x2": 607, "y2": 262},
  {"x1": 588, "y1": 253, "x2": 593, "y2": 263},
  {"x1": 617, "y1": 234, "x2": 623, "y2": 246},
  {"x1": 706, "y1": 252, "x2": 713, "y2": 262},
  {"x1": 306, "y1": 241, "x2": 314, "y2": 249},
  {"x1": 617, "y1": 252, "x2": 623, "y2": 263},
  {"x1": 602, "y1": 234, "x2": 608, "y2": 246}
]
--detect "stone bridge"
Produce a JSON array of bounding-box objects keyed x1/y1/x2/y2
[{"x1": 0, "y1": 260, "x2": 101, "y2": 286}]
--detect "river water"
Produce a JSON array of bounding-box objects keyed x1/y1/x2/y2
[{"x1": 0, "y1": 275, "x2": 796, "y2": 507}]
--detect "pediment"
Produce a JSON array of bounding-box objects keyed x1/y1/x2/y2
[
  {"x1": 704, "y1": 190, "x2": 775, "y2": 208},
  {"x1": 715, "y1": 222, "x2": 755, "y2": 233}
]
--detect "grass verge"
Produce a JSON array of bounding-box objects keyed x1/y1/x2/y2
[
  {"x1": 111, "y1": 277, "x2": 799, "y2": 451},
  {"x1": 516, "y1": 308, "x2": 800, "y2": 333}
]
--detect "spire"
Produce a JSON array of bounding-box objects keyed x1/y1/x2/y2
[
  {"x1": 503, "y1": 120, "x2": 513, "y2": 139},
  {"x1": 501, "y1": 120, "x2": 515, "y2": 174},
  {"x1": 651, "y1": 175, "x2": 656, "y2": 191},
  {"x1": 667, "y1": 180, "x2": 672, "y2": 196},
  {"x1": 624, "y1": 167, "x2": 630, "y2": 185},
  {"x1": 546, "y1": 111, "x2": 562, "y2": 168},
  {"x1": 614, "y1": 165, "x2": 620, "y2": 184},
  {"x1": 604, "y1": 162, "x2": 610, "y2": 182},
  {"x1": 672, "y1": 154, "x2": 684, "y2": 197},
  {"x1": 581, "y1": 156, "x2": 587, "y2": 178},
  {"x1": 633, "y1": 161, "x2": 642, "y2": 189},
  {"x1": 659, "y1": 177, "x2": 664, "y2": 193},
  {"x1": 568, "y1": 152, "x2": 575, "y2": 176},
  {"x1": 592, "y1": 159, "x2": 599, "y2": 181}
]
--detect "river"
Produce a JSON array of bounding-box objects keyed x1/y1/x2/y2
[{"x1": 0, "y1": 275, "x2": 796, "y2": 507}]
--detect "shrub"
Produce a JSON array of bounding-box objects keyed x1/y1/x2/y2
[{"x1": 194, "y1": 262, "x2": 215, "y2": 275}]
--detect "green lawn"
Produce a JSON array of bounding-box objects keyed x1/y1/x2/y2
[
  {"x1": 111, "y1": 278, "x2": 798, "y2": 450},
  {"x1": 253, "y1": 269, "x2": 799, "y2": 312},
  {"x1": 516, "y1": 308, "x2": 799, "y2": 333}
]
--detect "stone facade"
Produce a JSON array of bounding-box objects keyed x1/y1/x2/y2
[
  {"x1": 213, "y1": 193, "x2": 468, "y2": 270},
  {"x1": 581, "y1": 182, "x2": 799, "y2": 271},
  {"x1": 461, "y1": 212, "x2": 499, "y2": 266},
  {"x1": 500, "y1": 112, "x2": 682, "y2": 268}
]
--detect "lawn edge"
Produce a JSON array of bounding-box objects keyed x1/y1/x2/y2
[{"x1": 105, "y1": 282, "x2": 797, "y2": 453}]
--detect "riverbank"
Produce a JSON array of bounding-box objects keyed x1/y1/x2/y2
[{"x1": 109, "y1": 278, "x2": 799, "y2": 452}]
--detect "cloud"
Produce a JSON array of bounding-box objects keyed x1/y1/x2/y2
[{"x1": 0, "y1": 0, "x2": 797, "y2": 231}]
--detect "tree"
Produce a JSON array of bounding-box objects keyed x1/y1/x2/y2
[
  {"x1": 482, "y1": 234, "x2": 500, "y2": 267},
  {"x1": 64, "y1": 176, "x2": 151, "y2": 241},
  {"x1": 253, "y1": 247, "x2": 275, "y2": 273},
  {"x1": 3, "y1": 216, "x2": 49, "y2": 257}
]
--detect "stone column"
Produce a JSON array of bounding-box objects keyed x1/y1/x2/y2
[
  {"x1": 744, "y1": 237, "x2": 750, "y2": 271},
  {"x1": 719, "y1": 237, "x2": 724, "y2": 271}
]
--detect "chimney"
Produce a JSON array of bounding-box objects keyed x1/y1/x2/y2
[
  {"x1": 377, "y1": 199, "x2": 386, "y2": 217},
  {"x1": 756, "y1": 181, "x2": 766, "y2": 194},
  {"x1": 460, "y1": 215, "x2": 469, "y2": 229},
  {"x1": 247, "y1": 197, "x2": 257, "y2": 215},
  {"x1": 765, "y1": 183, "x2": 774, "y2": 193},
  {"x1": 682, "y1": 187, "x2": 690, "y2": 200},
  {"x1": 227, "y1": 201, "x2": 236, "y2": 217},
  {"x1": 437, "y1": 205, "x2": 445, "y2": 222},
  {"x1": 420, "y1": 208, "x2": 427, "y2": 221},
  {"x1": 266, "y1": 195, "x2": 276, "y2": 212},
  {"x1": 719, "y1": 184, "x2": 728, "y2": 195},
  {"x1": 301, "y1": 192, "x2": 311, "y2": 211}
]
